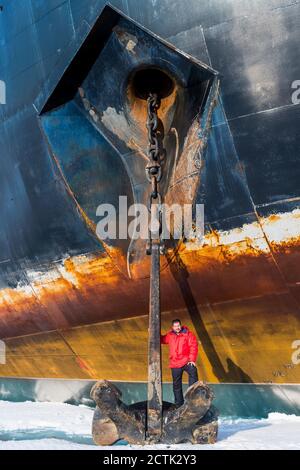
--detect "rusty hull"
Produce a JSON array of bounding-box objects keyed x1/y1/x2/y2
[
  {"x1": 1, "y1": 3, "x2": 300, "y2": 385},
  {"x1": 1, "y1": 211, "x2": 300, "y2": 384}
]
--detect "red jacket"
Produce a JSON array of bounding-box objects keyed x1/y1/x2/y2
[{"x1": 161, "y1": 325, "x2": 198, "y2": 368}]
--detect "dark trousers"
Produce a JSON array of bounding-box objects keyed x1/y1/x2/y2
[{"x1": 171, "y1": 363, "x2": 199, "y2": 406}]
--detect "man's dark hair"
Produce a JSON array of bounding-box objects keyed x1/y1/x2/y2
[{"x1": 172, "y1": 318, "x2": 181, "y2": 325}]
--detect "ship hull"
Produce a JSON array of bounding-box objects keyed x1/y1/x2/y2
[{"x1": 0, "y1": 0, "x2": 300, "y2": 389}]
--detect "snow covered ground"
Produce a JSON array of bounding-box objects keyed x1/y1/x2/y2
[{"x1": 0, "y1": 401, "x2": 300, "y2": 450}]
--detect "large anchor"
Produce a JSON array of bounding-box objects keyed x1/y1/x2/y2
[
  {"x1": 91, "y1": 92, "x2": 218, "y2": 446},
  {"x1": 145, "y1": 92, "x2": 164, "y2": 441},
  {"x1": 35, "y1": 3, "x2": 220, "y2": 444}
]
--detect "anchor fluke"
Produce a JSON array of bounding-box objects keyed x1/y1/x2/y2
[
  {"x1": 91, "y1": 379, "x2": 218, "y2": 445},
  {"x1": 91, "y1": 380, "x2": 145, "y2": 445}
]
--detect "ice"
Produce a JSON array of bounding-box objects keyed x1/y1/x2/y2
[{"x1": 0, "y1": 401, "x2": 300, "y2": 450}]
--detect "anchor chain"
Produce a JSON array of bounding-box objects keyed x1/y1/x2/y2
[{"x1": 145, "y1": 92, "x2": 165, "y2": 256}]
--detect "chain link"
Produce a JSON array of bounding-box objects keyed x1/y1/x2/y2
[{"x1": 146, "y1": 93, "x2": 165, "y2": 256}]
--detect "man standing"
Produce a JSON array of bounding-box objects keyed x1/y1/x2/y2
[{"x1": 161, "y1": 319, "x2": 199, "y2": 407}]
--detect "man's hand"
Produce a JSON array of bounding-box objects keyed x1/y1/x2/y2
[{"x1": 187, "y1": 361, "x2": 196, "y2": 367}]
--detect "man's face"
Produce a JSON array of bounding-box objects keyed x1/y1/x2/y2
[{"x1": 172, "y1": 322, "x2": 181, "y2": 333}]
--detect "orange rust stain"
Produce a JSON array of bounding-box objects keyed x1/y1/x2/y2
[
  {"x1": 270, "y1": 237, "x2": 300, "y2": 252},
  {"x1": 63, "y1": 252, "x2": 120, "y2": 284},
  {"x1": 268, "y1": 214, "x2": 281, "y2": 223},
  {"x1": 0, "y1": 248, "x2": 132, "y2": 337},
  {"x1": 0, "y1": 217, "x2": 300, "y2": 338}
]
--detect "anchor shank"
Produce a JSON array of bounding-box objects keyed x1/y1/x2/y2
[{"x1": 147, "y1": 239, "x2": 163, "y2": 438}]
